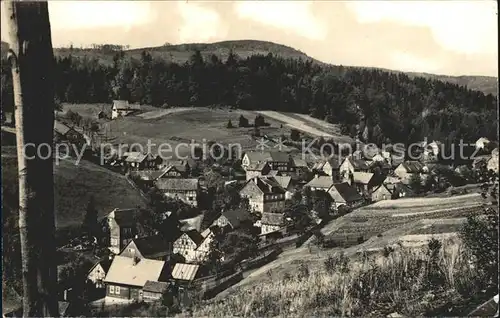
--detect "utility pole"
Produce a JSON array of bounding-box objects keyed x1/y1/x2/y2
[{"x1": 5, "y1": 1, "x2": 59, "y2": 316}]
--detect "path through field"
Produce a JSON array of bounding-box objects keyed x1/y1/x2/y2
[
  {"x1": 137, "y1": 107, "x2": 194, "y2": 120},
  {"x1": 294, "y1": 113, "x2": 339, "y2": 132},
  {"x1": 256, "y1": 111, "x2": 335, "y2": 138}
]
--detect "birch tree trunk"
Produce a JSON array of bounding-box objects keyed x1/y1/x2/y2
[{"x1": 5, "y1": 1, "x2": 59, "y2": 316}]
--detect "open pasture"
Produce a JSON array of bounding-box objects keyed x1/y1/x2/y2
[
  {"x1": 1, "y1": 151, "x2": 146, "y2": 229},
  {"x1": 320, "y1": 194, "x2": 484, "y2": 247},
  {"x1": 69, "y1": 106, "x2": 298, "y2": 158}
]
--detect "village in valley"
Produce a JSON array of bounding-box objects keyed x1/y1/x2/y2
[
  {"x1": 1, "y1": 2, "x2": 498, "y2": 315},
  {"x1": 3, "y1": 95, "x2": 498, "y2": 316}
]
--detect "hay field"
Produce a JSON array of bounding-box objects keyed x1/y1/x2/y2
[{"x1": 1, "y1": 151, "x2": 146, "y2": 229}]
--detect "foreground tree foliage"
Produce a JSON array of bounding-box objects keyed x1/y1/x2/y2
[
  {"x1": 1, "y1": 49, "x2": 497, "y2": 144},
  {"x1": 459, "y1": 181, "x2": 499, "y2": 289}
]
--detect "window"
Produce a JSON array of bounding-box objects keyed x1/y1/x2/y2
[
  {"x1": 129, "y1": 248, "x2": 135, "y2": 254},
  {"x1": 115, "y1": 286, "x2": 120, "y2": 294},
  {"x1": 188, "y1": 196, "x2": 194, "y2": 201},
  {"x1": 111, "y1": 238, "x2": 118, "y2": 246},
  {"x1": 110, "y1": 286, "x2": 115, "y2": 294}
]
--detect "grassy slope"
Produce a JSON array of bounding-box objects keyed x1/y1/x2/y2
[
  {"x1": 2, "y1": 40, "x2": 495, "y2": 95},
  {"x1": 208, "y1": 193, "x2": 485, "y2": 302},
  {"x1": 63, "y1": 105, "x2": 309, "y2": 157},
  {"x1": 1, "y1": 145, "x2": 146, "y2": 229}
]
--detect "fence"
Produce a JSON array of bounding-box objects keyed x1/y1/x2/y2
[
  {"x1": 125, "y1": 175, "x2": 150, "y2": 203},
  {"x1": 241, "y1": 248, "x2": 282, "y2": 272},
  {"x1": 201, "y1": 271, "x2": 244, "y2": 300}
]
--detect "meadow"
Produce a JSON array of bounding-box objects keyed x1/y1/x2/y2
[
  {"x1": 61, "y1": 104, "x2": 354, "y2": 158},
  {"x1": 192, "y1": 238, "x2": 488, "y2": 317},
  {"x1": 1, "y1": 146, "x2": 146, "y2": 229}
]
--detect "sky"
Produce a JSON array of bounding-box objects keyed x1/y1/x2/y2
[{"x1": 1, "y1": 1, "x2": 497, "y2": 76}]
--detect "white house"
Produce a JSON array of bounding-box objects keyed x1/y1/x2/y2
[
  {"x1": 111, "y1": 100, "x2": 141, "y2": 119},
  {"x1": 475, "y1": 137, "x2": 491, "y2": 150}
]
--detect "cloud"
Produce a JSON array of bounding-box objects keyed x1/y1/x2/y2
[
  {"x1": 347, "y1": 1, "x2": 498, "y2": 56},
  {"x1": 177, "y1": 2, "x2": 226, "y2": 43},
  {"x1": 49, "y1": 1, "x2": 152, "y2": 31},
  {"x1": 235, "y1": 1, "x2": 327, "y2": 41}
]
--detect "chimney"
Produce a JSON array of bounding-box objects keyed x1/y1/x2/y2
[{"x1": 133, "y1": 256, "x2": 140, "y2": 265}]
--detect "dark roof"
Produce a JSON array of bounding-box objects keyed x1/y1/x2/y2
[
  {"x1": 244, "y1": 151, "x2": 272, "y2": 163},
  {"x1": 132, "y1": 235, "x2": 170, "y2": 258},
  {"x1": 184, "y1": 230, "x2": 204, "y2": 246},
  {"x1": 156, "y1": 178, "x2": 199, "y2": 191},
  {"x1": 327, "y1": 157, "x2": 342, "y2": 169},
  {"x1": 269, "y1": 151, "x2": 290, "y2": 162},
  {"x1": 113, "y1": 100, "x2": 141, "y2": 110},
  {"x1": 261, "y1": 212, "x2": 285, "y2": 226},
  {"x1": 130, "y1": 169, "x2": 168, "y2": 181},
  {"x1": 88, "y1": 257, "x2": 113, "y2": 276},
  {"x1": 107, "y1": 208, "x2": 138, "y2": 227},
  {"x1": 292, "y1": 156, "x2": 308, "y2": 168},
  {"x1": 165, "y1": 164, "x2": 187, "y2": 173},
  {"x1": 246, "y1": 162, "x2": 270, "y2": 171},
  {"x1": 221, "y1": 208, "x2": 252, "y2": 228},
  {"x1": 400, "y1": 161, "x2": 424, "y2": 173},
  {"x1": 250, "y1": 176, "x2": 286, "y2": 194},
  {"x1": 54, "y1": 120, "x2": 72, "y2": 136},
  {"x1": 58, "y1": 301, "x2": 70, "y2": 316},
  {"x1": 330, "y1": 182, "x2": 363, "y2": 202},
  {"x1": 349, "y1": 157, "x2": 371, "y2": 170},
  {"x1": 369, "y1": 160, "x2": 392, "y2": 170},
  {"x1": 143, "y1": 280, "x2": 171, "y2": 293},
  {"x1": 124, "y1": 152, "x2": 148, "y2": 163}
]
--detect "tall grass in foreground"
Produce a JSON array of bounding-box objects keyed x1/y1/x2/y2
[{"x1": 190, "y1": 239, "x2": 484, "y2": 317}]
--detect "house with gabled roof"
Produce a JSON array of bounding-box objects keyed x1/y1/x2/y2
[
  {"x1": 327, "y1": 182, "x2": 364, "y2": 209},
  {"x1": 242, "y1": 151, "x2": 293, "y2": 173},
  {"x1": 349, "y1": 172, "x2": 385, "y2": 195},
  {"x1": 171, "y1": 263, "x2": 200, "y2": 282},
  {"x1": 104, "y1": 208, "x2": 139, "y2": 254},
  {"x1": 119, "y1": 235, "x2": 171, "y2": 261},
  {"x1": 172, "y1": 229, "x2": 214, "y2": 263},
  {"x1": 394, "y1": 161, "x2": 425, "y2": 184},
  {"x1": 160, "y1": 164, "x2": 189, "y2": 178},
  {"x1": 371, "y1": 183, "x2": 394, "y2": 202},
  {"x1": 211, "y1": 208, "x2": 253, "y2": 231},
  {"x1": 103, "y1": 255, "x2": 167, "y2": 301},
  {"x1": 111, "y1": 100, "x2": 141, "y2": 119},
  {"x1": 245, "y1": 162, "x2": 271, "y2": 180},
  {"x1": 86, "y1": 257, "x2": 113, "y2": 289},
  {"x1": 156, "y1": 178, "x2": 199, "y2": 207},
  {"x1": 339, "y1": 156, "x2": 371, "y2": 180},
  {"x1": 475, "y1": 137, "x2": 491, "y2": 150},
  {"x1": 122, "y1": 152, "x2": 161, "y2": 171},
  {"x1": 304, "y1": 175, "x2": 334, "y2": 192},
  {"x1": 142, "y1": 281, "x2": 173, "y2": 302},
  {"x1": 239, "y1": 176, "x2": 286, "y2": 214},
  {"x1": 272, "y1": 175, "x2": 294, "y2": 199},
  {"x1": 260, "y1": 212, "x2": 286, "y2": 235},
  {"x1": 54, "y1": 120, "x2": 85, "y2": 145}
]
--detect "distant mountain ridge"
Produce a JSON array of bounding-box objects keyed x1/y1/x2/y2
[{"x1": 1, "y1": 40, "x2": 497, "y2": 95}]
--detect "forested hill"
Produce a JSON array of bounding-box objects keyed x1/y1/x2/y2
[
  {"x1": 1, "y1": 40, "x2": 496, "y2": 95},
  {"x1": 1, "y1": 40, "x2": 498, "y2": 145}
]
